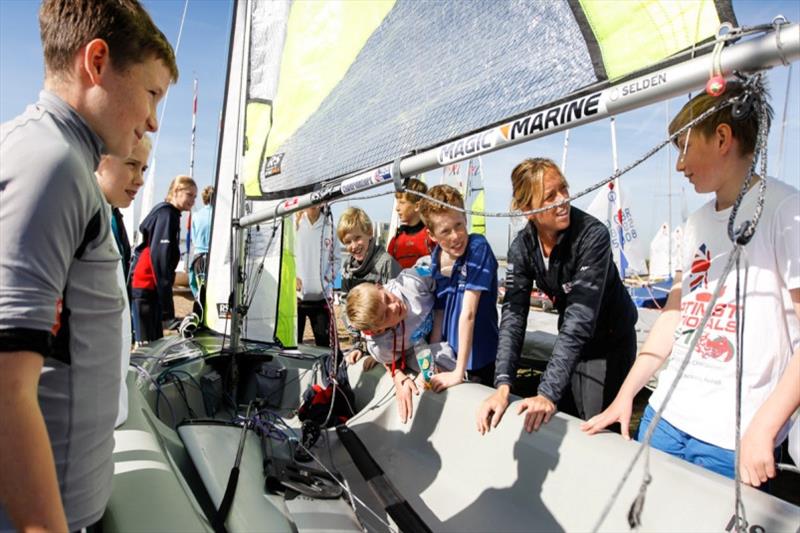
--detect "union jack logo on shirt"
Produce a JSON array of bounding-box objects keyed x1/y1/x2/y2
[{"x1": 689, "y1": 243, "x2": 711, "y2": 292}]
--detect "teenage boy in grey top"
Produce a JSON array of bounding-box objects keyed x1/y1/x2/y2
[{"x1": 0, "y1": 1, "x2": 177, "y2": 530}]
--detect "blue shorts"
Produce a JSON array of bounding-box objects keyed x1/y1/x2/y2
[{"x1": 637, "y1": 404, "x2": 735, "y2": 479}]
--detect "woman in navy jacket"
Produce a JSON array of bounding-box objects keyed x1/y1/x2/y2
[
  {"x1": 477, "y1": 158, "x2": 637, "y2": 434},
  {"x1": 131, "y1": 175, "x2": 197, "y2": 343}
]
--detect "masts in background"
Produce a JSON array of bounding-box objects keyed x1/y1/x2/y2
[
  {"x1": 124, "y1": 0, "x2": 191, "y2": 246},
  {"x1": 776, "y1": 64, "x2": 793, "y2": 180},
  {"x1": 189, "y1": 77, "x2": 198, "y2": 179},
  {"x1": 185, "y1": 77, "x2": 199, "y2": 271}
]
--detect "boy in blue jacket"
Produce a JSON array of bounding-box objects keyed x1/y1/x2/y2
[{"x1": 418, "y1": 185, "x2": 499, "y2": 391}]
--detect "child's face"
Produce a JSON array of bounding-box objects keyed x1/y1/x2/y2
[
  {"x1": 530, "y1": 168, "x2": 570, "y2": 235},
  {"x1": 675, "y1": 129, "x2": 725, "y2": 194},
  {"x1": 342, "y1": 229, "x2": 371, "y2": 262},
  {"x1": 428, "y1": 210, "x2": 468, "y2": 259},
  {"x1": 89, "y1": 55, "x2": 172, "y2": 159},
  {"x1": 173, "y1": 186, "x2": 197, "y2": 212},
  {"x1": 371, "y1": 286, "x2": 407, "y2": 333},
  {"x1": 395, "y1": 197, "x2": 420, "y2": 225},
  {"x1": 96, "y1": 139, "x2": 150, "y2": 208}
]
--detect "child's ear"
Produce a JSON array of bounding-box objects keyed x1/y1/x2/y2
[
  {"x1": 715, "y1": 123, "x2": 734, "y2": 155},
  {"x1": 82, "y1": 38, "x2": 111, "y2": 86}
]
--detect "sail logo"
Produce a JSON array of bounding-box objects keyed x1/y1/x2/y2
[
  {"x1": 262, "y1": 153, "x2": 284, "y2": 178},
  {"x1": 499, "y1": 92, "x2": 602, "y2": 142},
  {"x1": 341, "y1": 166, "x2": 392, "y2": 195},
  {"x1": 689, "y1": 243, "x2": 711, "y2": 292},
  {"x1": 620, "y1": 73, "x2": 667, "y2": 98},
  {"x1": 437, "y1": 130, "x2": 497, "y2": 165}
]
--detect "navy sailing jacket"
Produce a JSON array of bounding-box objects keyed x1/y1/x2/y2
[
  {"x1": 131, "y1": 202, "x2": 181, "y2": 319},
  {"x1": 495, "y1": 207, "x2": 637, "y2": 403}
]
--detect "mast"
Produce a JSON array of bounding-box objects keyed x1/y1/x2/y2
[
  {"x1": 185, "y1": 77, "x2": 198, "y2": 272},
  {"x1": 609, "y1": 117, "x2": 626, "y2": 278},
  {"x1": 189, "y1": 77, "x2": 198, "y2": 179},
  {"x1": 666, "y1": 100, "x2": 672, "y2": 277}
]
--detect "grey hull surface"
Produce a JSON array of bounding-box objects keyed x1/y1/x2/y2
[
  {"x1": 336, "y1": 363, "x2": 800, "y2": 532},
  {"x1": 105, "y1": 332, "x2": 799, "y2": 532}
]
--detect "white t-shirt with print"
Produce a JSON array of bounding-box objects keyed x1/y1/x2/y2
[{"x1": 649, "y1": 178, "x2": 800, "y2": 449}]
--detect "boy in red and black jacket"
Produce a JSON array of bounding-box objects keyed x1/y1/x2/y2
[{"x1": 388, "y1": 178, "x2": 434, "y2": 268}]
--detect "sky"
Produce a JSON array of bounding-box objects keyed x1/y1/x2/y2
[{"x1": 1, "y1": 0, "x2": 798, "y2": 259}]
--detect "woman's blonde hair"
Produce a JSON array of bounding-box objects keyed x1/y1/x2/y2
[
  {"x1": 201, "y1": 186, "x2": 214, "y2": 205},
  {"x1": 337, "y1": 207, "x2": 373, "y2": 242},
  {"x1": 510, "y1": 158, "x2": 569, "y2": 211},
  {"x1": 345, "y1": 283, "x2": 383, "y2": 331},
  {"x1": 166, "y1": 175, "x2": 197, "y2": 202}
]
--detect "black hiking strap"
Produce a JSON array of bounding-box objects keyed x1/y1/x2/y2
[
  {"x1": 75, "y1": 210, "x2": 102, "y2": 259},
  {"x1": 335, "y1": 425, "x2": 431, "y2": 533}
]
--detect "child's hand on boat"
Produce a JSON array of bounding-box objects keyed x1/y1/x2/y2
[
  {"x1": 393, "y1": 371, "x2": 420, "y2": 423},
  {"x1": 739, "y1": 419, "x2": 778, "y2": 487},
  {"x1": 429, "y1": 370, "x2": 462, "y2": 392},
  {"x1": 580, "y1": 397, "x2": 634, "y2": 439},
  {"x1": 345, "y1": 349, "x2": 363, "y2": 365},
  {"x1": 516, "y1": 394, "x2": 556, "y2": 432},
  {"x1": 476, "y1": 385, "x2": 510, "y2": 435}
]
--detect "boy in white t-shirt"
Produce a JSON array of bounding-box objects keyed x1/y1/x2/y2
[{"x1": 582, "y1": 81, "x2": 800, "y2": 487}]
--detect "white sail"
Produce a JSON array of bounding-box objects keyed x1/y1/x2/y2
[
  {"x1": 649, "y1": 222, "x2": 671, "y2": 279},
  {"x1": 586, "y1": 181, "x2": 648, "y2": 276}
]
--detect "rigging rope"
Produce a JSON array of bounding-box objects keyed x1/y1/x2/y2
[
  {"x1": 148, "y1": 0, "x2": 190, "y2": 167},
  {"x1": 403, "y1": 96, "x2": 737, "y2": 220}
]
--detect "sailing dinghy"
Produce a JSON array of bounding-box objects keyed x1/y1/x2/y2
[{"x1": 106, "y1": 1, "x2": 800, "y2": 531}]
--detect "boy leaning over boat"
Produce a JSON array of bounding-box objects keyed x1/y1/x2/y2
[
  {"x1": 345, "y1": 261, "x2": 456, "y2": 423},
  {"x1": 338, "y1": 206, "x2": 401, "y2": 371},
  {"x1": 0, "y1": 1, "x2": 177, "y2": 530},
  {"x1": 582, "y1": 81, "x2": 800, "y2": 488}
]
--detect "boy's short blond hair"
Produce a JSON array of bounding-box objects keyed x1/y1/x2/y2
[
  {"x1": 417, "y1": 184, "x2": 464, "y2": 232},
  {"x1": 510, "y1": 158, "x2": 569, "y2": 212},
  {"x1": 337, "y1": 207, "x2": 373, "y2": 242},
  {"x1": 668, "y1": 81, "x2": 773, "y2": 157},
  {"x1": 395, "y1": 178, "x2": 427, "y2": 203},
  {"x1": 345, "y1": 283, "x2": 382, "y2": 331}
]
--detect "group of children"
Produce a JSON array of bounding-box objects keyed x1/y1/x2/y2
[{"x1": 331, "y1": 179, "x2": 500, "y2": 423}]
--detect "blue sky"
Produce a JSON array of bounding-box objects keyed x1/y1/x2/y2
[{"x1": 1, "y1": 0, "x2": 798, "y2": 257}]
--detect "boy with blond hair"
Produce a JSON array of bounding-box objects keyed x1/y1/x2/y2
[
  {"x1": 337, "y1": 207, "x2": 400, "y2": 368},
  {"x1": 418, "y1": 185, "x2": 499, "y2": 391},
  {"x1": 346, "y1": 262, "x2": 449, "y2": 422},
  {"x1": 388, "y1": 178, "x2": 434, "y2": 268},
  {"x1": 0, "y1": 1, "x2": 177, "y2": 529},
  {"x1": 338, "y1": 207, "x2": 400, "y2": 294},
  {"x1": 583, "y1": 81, "x2": 800, "y2": 486}
]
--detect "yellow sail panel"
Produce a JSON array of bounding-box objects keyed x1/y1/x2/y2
[
  {"x1": 469, "y1": 190, "x2": 486, "y2": 235},
  {"x1": 244, "y1": 101, "x2": 272, "y2": 196},
  {"x1": 266, "y1": 0, "x2": 395, "y2": 157},
  {"x1": 580, "y1": 0, "x2": 722, "y2": 80},
  {"x1": 275, "y1": 219, "x2": 297, "y2": 346}
]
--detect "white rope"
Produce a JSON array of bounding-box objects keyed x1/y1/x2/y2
[
  {"x1": 292, "y1": 437, "x2": 396, "y2": 531},
  {"x1": 149, "y1": 0, "x2": 190, "y2": 161}
]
